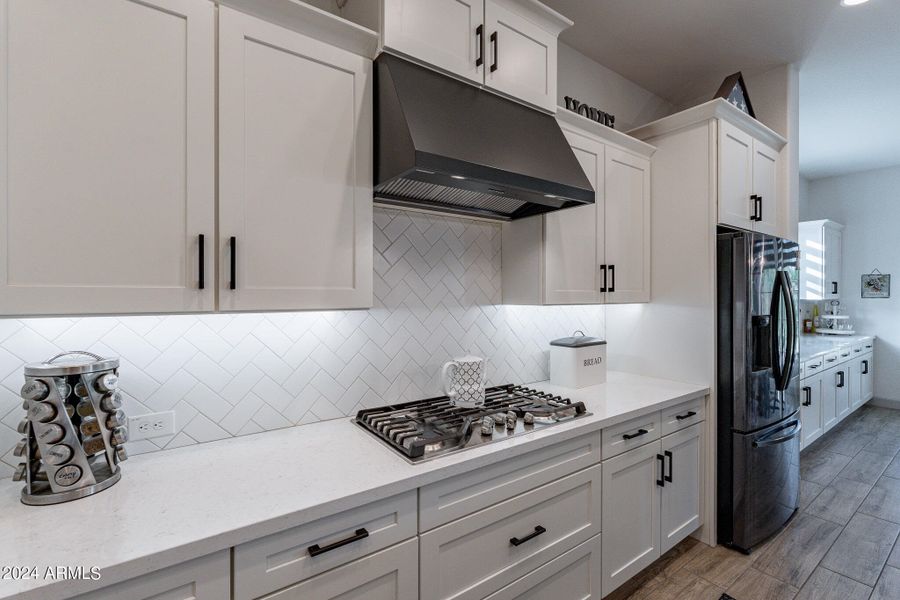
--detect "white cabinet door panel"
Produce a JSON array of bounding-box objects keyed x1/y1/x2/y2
[
  {"x1": 752, "y1": 139, "x2": 778, "y2": 235},
  {"x1": 382, "y1": 0, "x2": 484, "y2": 84},
  {"x1": 601, "y1": 440, "x2": 661, "y2": 597},
  {"x1": 717, "y1": 120, "x2": 753, "y2": 231},
  {"x1": 824, "y1": 224, "x2": 842, "y2": 299},
  {"x1": 219, "y1": 7, "x2": 373, "y2": 311},
  {"x1": 484, "y1": 1, "x2": 556, "y2": 111},
  {"x1": 800, "y1": 375, "x2": 824, "y2": 448},
  {"x1": 260, "y1": 539, "x2": 418, "y2": 600},
  {"x1": 821, "y1": 367, "x2": 839, "y2": 432},
  {"x1": 544, "y1": 128, "x2": 603, "y2": 304},
  {"x1": 0, "y1": 0, "x2": 215, "y2": 315},
  {"x1": 605, "y1": 147, "x2": 651, "y2": 303},
  {"x1": 860, "y1": 353, "x2": 874, "y2": 403},
  {"x1": 834, "y1": 364, "x2": 851, "y2": 421},
  {"x1": 72, "y1": 551, "x2": 229, "y2": 600},
  {"x1": 660, "y1": 424, "x2": 702, "y2": 554}
]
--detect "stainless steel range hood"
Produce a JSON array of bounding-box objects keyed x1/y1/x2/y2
[{"x1": 374, "y1": 53, "x2": 594, "y2": 221}]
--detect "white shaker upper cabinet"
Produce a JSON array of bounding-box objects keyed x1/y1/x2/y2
[
  {"x1": 0, "y1": 0, "x2": 215, "y2": 315},
  {"x1": 751, "y1": 139, "x2": 778, "y2": 236},
  {"x1": 483, "y1": 0, "x2": 557, "y2": 113},
  {"x1": 604, "y1": 147, "x2": 651, "y2": 304},
  {"x1": 218, "y1": 7, "x2": 373, "y2": 311},
  {"x1": 382, "y1": 0, "x2": 484, "y2": 85},
  {"x1": 799, "y1": 219, "x2": 843, "y2": 300},
  {"x1": 717, "y1": 120, "x2": 755, "y2": 232}
]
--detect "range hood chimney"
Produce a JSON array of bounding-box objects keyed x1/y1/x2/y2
[{"x1": 374, "y1": 53, "x2": 594, "y2": 221}]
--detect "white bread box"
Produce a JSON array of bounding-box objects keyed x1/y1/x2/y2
[{"x1": 550, "y1": 331, "x2": 607, "y2": 389}]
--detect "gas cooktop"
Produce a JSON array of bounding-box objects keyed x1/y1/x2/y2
[{"x1": 354, "y1": 384, "x2": 590, "y2": 463}]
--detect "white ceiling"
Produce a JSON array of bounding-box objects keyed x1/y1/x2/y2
[{"x1": 544, "y1": 0, "x2": 900, "y2": 179}]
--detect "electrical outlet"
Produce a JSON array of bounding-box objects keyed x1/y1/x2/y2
[{"x1": 128, "y1": 411, "x2": 175, "y2": 441}]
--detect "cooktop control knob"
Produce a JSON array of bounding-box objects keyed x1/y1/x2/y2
[
  {"x1": 21, "y1": 380, "x2": 49, "y2": 401},
  {"x1": 44, "y1": 444, "x2": 73, "y2": 466}
]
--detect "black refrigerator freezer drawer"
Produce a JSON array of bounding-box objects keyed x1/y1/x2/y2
[{"x1": 727, "y1": 415, "x2": 801, "y2": 552}]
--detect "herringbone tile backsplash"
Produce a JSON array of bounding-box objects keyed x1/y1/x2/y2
[{"x1": 0, "y1": 208, "x2": 605, "y2": 478}]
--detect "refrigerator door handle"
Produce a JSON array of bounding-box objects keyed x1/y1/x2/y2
[
  {"x1": 752, "y1": 420, "x2": 802, "y2": 448},
  {"x1": 781, "y1": 271, "x2": 797, "y2": 386},
  {"x1": 771, "y1": 271, "x2": 796, "y2": 392}
]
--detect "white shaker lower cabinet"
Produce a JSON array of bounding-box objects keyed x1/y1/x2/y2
[
  {"x1": 820, "y1": 365, "x2": 839, "y2": 433},
  {"x1": 218, "y1": 7, "x2": 373, "y2": 311},
  {"x1": 482, "y1": 534, "x2": 602, "y2": 600},
  {"x1": 257, "y1": 539, "x2": 418, "y2": 600},
  {"x1": 659, "y1": 423, "x2": 702, "y2": 554},
  {"x1": 71, "y1": 551, "x2": 229, "y2": 600},
  {"x1": 800, "y1": 375, "x2": 824, "y2": 447},
  {"x1": 601, "y1": 440, "x2": 662, "y2": 596},
  {"x1": 602, "y1": 421, "x2": 704, "y2": 596},
  {"x1": 419, "y1": 464, "x2": 601, "y2": 600},
  {"x1": 834, "y1": 363, "x2": 851, "y2": 421},
  {"x1": 0, "y1": 0, "x2": 216, "y2": 315}
]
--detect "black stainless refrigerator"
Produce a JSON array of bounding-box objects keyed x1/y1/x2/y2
[{"x1": 717, "y1": 228, "x2": 801, "y2": 553}]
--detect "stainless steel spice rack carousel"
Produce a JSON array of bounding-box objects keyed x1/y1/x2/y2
[{"x1": 13, "y1": 352, "x2": 128, "y2": 505}]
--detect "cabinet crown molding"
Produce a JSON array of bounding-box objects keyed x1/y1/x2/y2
[
  {"x1": 556, "y1": 109, "x2": 656, "y2": 159},
  {"x1": 216, "y1": 0, "x2": 379, "y2": 58},
  {"x1": 490, "y1": 0, "x2": 574, "y2": 35},
  {"x1": 628, "y1": 99, "x2": 787, "y2": 149}
]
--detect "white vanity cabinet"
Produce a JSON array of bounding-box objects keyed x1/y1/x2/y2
[
  {"x1": 0, "y1": 0, "x2": 216, "y2": 315},
  {"x1": 799, "y1": 220, "x2": 844, "y2": 301},
  {"x1": 218, "y1": 6, "x2": 373, "y2": 311},
  {"x1": 501, "y1": 112, "x2": 653, "y2": 305},
  {"x1": 379, "y1": 0, "x2": 569, "y2": 112},
  {"x1": 601, "y1": 409, "x2": 704, "y2": 596}
]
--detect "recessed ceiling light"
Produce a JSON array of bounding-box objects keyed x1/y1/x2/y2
[{"x1": 841, "y1": 0, "x2": 869, "y2": 6}]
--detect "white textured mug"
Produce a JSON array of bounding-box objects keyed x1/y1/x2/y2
[{"x1": 441, "y1": 355, "x2": 488, "y2": 408}]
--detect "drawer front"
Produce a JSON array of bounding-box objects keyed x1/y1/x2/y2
[
  {"x1": 862, "y1": 338, "x2": 875, "y2": 352},
  {"x1": 260, "y1": 538, "x2": 418, "y2": 600},
  {"x1": 419, "y1": 464, "x2": 602, "y2": 600},
  {"x1": 837, "y1": 346, "x2": 853, "y2": 362},
  {"x1": 851, "y1": 343, "x2": 865, "y2": 355},
  {"x1": 234, "y1": 491, "x2": 417, "y2": 600},
  {"x1": 72, "y1": 551, "x2": 229, "y2": 600},
  {"x1": 803, "y1": 357, "x2": 824, "y2": 379},
  {"x1": 419, "y1": 432, "x2": 601, "y2": 531},
  {"x1": 483, "y1": 534, "x2": 602, "y2": 600},
  {"x1": 602, "y1": 411, "x2": 661, "y2": 459},
  {"x1": 660, "y1": 396, "x2": 705, "y2": 436},
  {"x1": 823, "y1": 352, "x2": 840, "y2": 368}
]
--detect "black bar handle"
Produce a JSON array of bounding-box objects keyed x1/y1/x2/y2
[
  {"x1": 802, "y1": 386, "x2": 811, "y2": 407},
  {"x1": 490, "y1": 31, "x2": 498, "y2": 72},
  {"x1": 862, "y1": 360, "x2": 869, "y2": 375},
  {"x1": 675, "y1": 411, "x2": 697, "y2": 421},
  {"x1": 229, "y1": 236, "x2": 237, "y2": 290},
  {"x1": 750, "y1": 194, "x2": 759, "y2": 221},
  {"x1": 198, "y1": 234, "x2": 205, "y2": 290},
  {"x1": 837, "y1": 371, "x2": 845, "y2": 388},
  {"x1": 756, "y1": 195, "x2": 763, "y2": 221},
  {"x1": 600, "y1": 264, "x2": 607, "y2": 293},
  {"x1": 510, "y1": 525, "x2": 546, "y2": 547},
  {"x1": 622, "y1": 428, "x2": 648, "y2": 440},
  {"x1": 608, "y1": 264, "x2": 615, "y2": 293},
  {"x1": 656, "y1": 454, "x2": 665, "y2": 487},
  {"x1": 475, "y1": 25, "x2": 484, "y2": 67},
  {"x1": 308, "y1": 528, "x2": 369, "y2": 557},
  {"x1": 832, "y1": 281, "x2": 838, "y2": 295},
  {"x1": 664, "y1": 450, "x2": 673, "y2": 483}
]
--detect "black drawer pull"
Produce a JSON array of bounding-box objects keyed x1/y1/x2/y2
[
  {"x1": 308, "y1": 528, "x2": 369, "y2": 557},
  {"x1": 229, "y1": 236, "x2": 237, "y2": 290},
  {"x1": 862, "y1": 360, "x2": 869, "y2": 375},
  {"x1": 608, "y1": 264, "x2": 616, "y2": 293},
  {"x1": 490, "y1": 31, "x2": 498, "y2": 72},
  {"x1": 664, "y1": 450, "x2": 673, "y2": 483},
  {"x1": 836, "y1": 371, "x2": 845, "y2": 388},
  {"x1": 198, "y1": 234, "x2": 205, "y2": 290},
  {"x1": 675, "y1": 411, "x2": 697, "y2": 421},
  {"x1": 622, "y1": 429, "x2": 648, "y2": 440},
  {"x1": 802, "y1": 386, "x2": 812, "y2": 406},
  {"x1": 475, "y1": 24, "x2": 484, "y2": 67},
  {"x1": 510, "y1": 525, "x2": 546, "y2": 547}
]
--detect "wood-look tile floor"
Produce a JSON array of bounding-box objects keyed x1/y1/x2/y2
[{"x1": 609, "y1": 405, "x2": 900, "y2": 600}]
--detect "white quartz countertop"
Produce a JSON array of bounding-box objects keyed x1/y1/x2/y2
[
  {"x1": 0, "y1": 371, "x2": 708, "y2": 600},
  {"x1": 799, "y1": 334, "x2": 875, "y2": 362}
]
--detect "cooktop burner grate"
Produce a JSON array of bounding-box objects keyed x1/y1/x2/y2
[{"x1": 354, "y1": 384, "x2": 589, "y2": 463}]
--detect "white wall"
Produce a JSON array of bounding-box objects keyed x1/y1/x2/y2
[
  {"x1": 556, "y1": 43, "x2": 675, "y2": 132},
  {"x1": 802, "y1": 166, "x2": 900, "y2": 404}
]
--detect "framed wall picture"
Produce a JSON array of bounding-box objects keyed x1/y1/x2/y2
[{"x1": 861, "y1": 271, "x2": 890, "y2": 298}]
